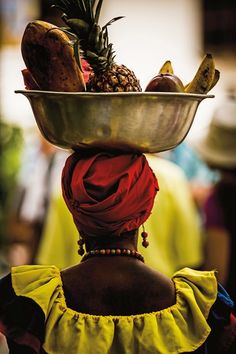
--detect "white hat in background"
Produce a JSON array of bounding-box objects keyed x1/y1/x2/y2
[{"x1": 192, "y1": 95, "x2": 236, "y2": 169}]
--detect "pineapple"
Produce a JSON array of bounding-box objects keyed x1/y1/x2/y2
[{"x1": 52, "y1": 0, "x2": 142, "y2": 92}]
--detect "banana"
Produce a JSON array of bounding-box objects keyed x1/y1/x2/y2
[
  {"x1": 208, "y1": 69, "x2": 220, "y2": 91},
  {"x1": 184, "y1": 54, "x2": 215, "y2": 94},
  {"x1": 159, "y1": 60, "x2": 174, "y2": 75},
  {"x1": 184, "y1": 68, "x2": 220, "y2": 93}
]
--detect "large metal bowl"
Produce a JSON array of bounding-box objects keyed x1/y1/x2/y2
[{"x1": 15, "y1": 90, "x2": 214, "y2": 153}]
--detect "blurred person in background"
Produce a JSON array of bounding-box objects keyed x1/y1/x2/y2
[
  {"x1": 6, "y1": 134, "x2": 68, "y2": 266},
  {"x1": 192, "y1": 93, "x2": 236, "y2": 302},
  {"x1": 0, "y1": 121, "x2": 23, "y2": 276},
  {"x1": 161, "y1": 142, "x2": 219, "y2": 210},
  {"x1": 36, "y1": 153, "x2": 203, "y2": 277}
]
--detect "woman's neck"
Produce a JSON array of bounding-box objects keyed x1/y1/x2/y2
[{"x1": 83, "y1": 230, "x2": 139, "y2": 252}]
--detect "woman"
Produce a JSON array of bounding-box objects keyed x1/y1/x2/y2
[{"x1": 0, "y1": 151, "x2": 235, "y2": 353}]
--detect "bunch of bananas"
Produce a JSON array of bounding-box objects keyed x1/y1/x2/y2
[{"x1": 146, "y1": 54, "x2": 220, "y2": 94}]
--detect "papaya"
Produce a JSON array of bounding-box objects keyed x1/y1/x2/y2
[{"x1": 21, "y1": 20, "x2": 85, "y2": 92}]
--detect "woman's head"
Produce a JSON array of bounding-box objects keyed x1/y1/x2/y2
[{"x1": 62, "y1": 152, "x2": 159, "y2": 239}]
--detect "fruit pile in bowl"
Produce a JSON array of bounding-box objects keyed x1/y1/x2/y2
[{"x1": 15, "y1": 0, "x2": 219, "y2": 153}]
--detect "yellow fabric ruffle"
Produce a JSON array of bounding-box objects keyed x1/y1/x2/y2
[{"x1": 11, "y1": 266, "x2": 217, "y2": 354}]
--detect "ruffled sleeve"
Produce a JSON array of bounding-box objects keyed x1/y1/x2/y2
[
  {"x1": 173, "y1": 267, "x2": 218, "y2": 318},
  {"x1": 11, "y1": 265, "x2": 61, "y2": 317},
  {"x1": 168, "y1": 267, "x2": 218, "y2": 352}
]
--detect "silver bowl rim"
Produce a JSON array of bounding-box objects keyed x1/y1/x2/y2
[{"x1": 15, "y1": 89, "x2": 215, "y2": 100}]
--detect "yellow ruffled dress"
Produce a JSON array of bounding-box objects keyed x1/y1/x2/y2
[{"x1": 10, "y1": 266, "x2": 217, "y2": 354}]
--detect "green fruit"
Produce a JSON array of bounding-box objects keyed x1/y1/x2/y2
[{"x1": 145, "y1": 74, "x2": 185, "y2": 92}]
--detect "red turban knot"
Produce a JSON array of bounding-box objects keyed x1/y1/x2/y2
[{"x1": 61, "y1": 152, "x2": 159, "y2": 237}]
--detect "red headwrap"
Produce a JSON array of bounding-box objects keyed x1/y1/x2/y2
[{"x1": 62, "y1": 152, "x2": 159, "y2": 237}]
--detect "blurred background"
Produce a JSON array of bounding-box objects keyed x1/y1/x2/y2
[{"x1": 0, "y1": 0, "x2": 236, "y2": 271}]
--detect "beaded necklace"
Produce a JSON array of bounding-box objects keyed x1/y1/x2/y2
[{"x1": 81, "y1": 248, "x2": 145, "y2": 263}]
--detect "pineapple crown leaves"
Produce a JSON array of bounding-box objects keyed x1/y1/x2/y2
[
  {"x1": 51, "y1": 0, "x2": 124, "y2": 72},
  {"x1": 52, "y1": 0, "x2": 97, "y2": 25}
]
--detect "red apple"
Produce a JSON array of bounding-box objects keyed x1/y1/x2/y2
[{"x1": 145, "y1": 73, "x2": 185, "y2": 92}]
